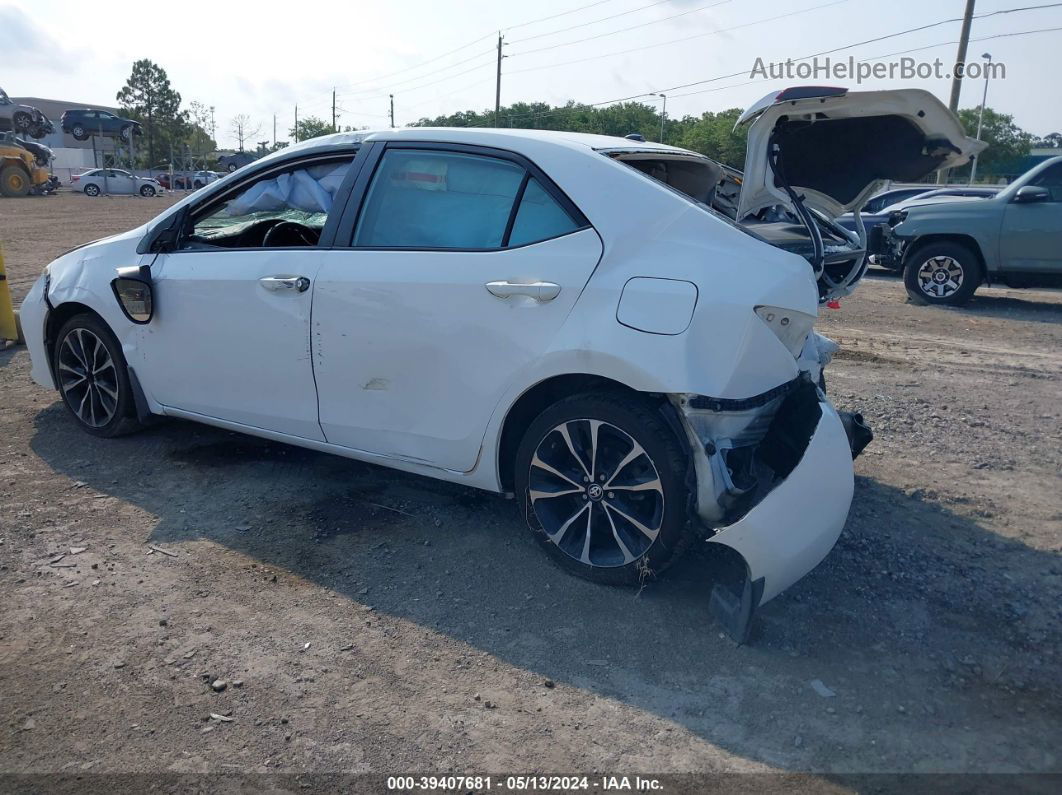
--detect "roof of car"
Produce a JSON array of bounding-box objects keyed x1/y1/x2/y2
[{"x1": 283, "y1": 127, "x2": 697, "y2": 157}]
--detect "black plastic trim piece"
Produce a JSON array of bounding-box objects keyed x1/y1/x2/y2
[
  {"x1": 126, "y1": 366, "x2": 156, "y2": 423},
  {"x1": 686, "y1": 377, "x2": 801, "y2": 412}
]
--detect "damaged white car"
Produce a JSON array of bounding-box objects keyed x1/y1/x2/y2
[{"x1": 20, "y1": 87, "x2": 979, "y2": 640}]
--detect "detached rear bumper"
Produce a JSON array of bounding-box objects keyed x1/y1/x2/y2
[
  {"x1": 674, "y1": 376, "x2": 855, "y2": 639},
  {"x1": 708, "y1": 399, "x2": 854, "y2": 604}
]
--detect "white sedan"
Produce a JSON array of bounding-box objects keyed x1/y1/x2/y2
[
  {"x1": 20, "y1": 87, "x2": 979, "y2": 639},
  {"x1": 72, "y1": 168, "x2": 162, "y2": 197}
]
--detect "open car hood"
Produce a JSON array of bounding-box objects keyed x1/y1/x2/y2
[{"x1": 736, "y1": 87, "x2": 986, "y2": 220}]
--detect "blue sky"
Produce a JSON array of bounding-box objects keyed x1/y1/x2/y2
[{"x1": 2, "y1": 0, "x2": 1060, "y2": 147}]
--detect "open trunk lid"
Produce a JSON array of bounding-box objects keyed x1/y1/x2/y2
[{"x1": 736, "y1": 87, "x2": 986, "y2": 220}]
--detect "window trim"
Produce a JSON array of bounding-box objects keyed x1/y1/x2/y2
[
  {"x1": 170, "y1": 148, "x2": 365, "y2": 254},
  {"x1": 335, "y1": 141, "x2": 591, "y2": 252}
]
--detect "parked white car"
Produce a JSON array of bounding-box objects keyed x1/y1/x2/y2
[
  {"x1": 72, "y1": 168, "x2": 163, "y2": 197},
  {"x1": 21, "y1": 88, "x2": 978, "y2": 639}
]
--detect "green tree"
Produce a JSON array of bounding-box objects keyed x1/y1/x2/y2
[
  {"x1": 116, "y1": 59, "x2": 187, "y2": 167},
  {"x1": 186, "y1": 101, "x2": 217, "y2": 161},
  {"x1": 290, "y1": 115, "x2": 334, "y2": 142},
  {"x1": 673, "y1": 109, "x2": 747, "y2": 169},
  {"x1": 954, "y1": 106, "x2": 1034, "y2": 181}
]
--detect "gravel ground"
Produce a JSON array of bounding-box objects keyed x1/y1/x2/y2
[{"x1": 1, "y1": 195, "x2": 1060, "y2": 789}]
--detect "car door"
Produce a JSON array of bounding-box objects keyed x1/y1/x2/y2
[
  {"x1": 1000, "y1": 162, "x2": 1062, "y2": 272},
  {"x1": 132, "y1": 151, "x2": 359, "y2": 439},
  {"x1": 312, "y1": 143, "x2": 603, "y2": 472},
  {"x1": 107, "y1": 169, "x2": 135, "y2": 194}
]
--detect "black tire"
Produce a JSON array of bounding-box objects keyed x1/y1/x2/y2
[
  {"x1": 121, "y1": 125, "x2": 132, "y2": 141},
  {"x1": 0, "y1": 165, "x2": 31, "y2": 197},
  {"x1": 227, "y1": 162, "x2": 237, "y2": 172},
  {"x1": 71, "y1": 124, "x2": 87, "y2": 140},
  {"x1": 903, "y1": 240, "x2": 981, "y2": 306},
  {"x1": 52, "y1": 313, "x2": 144, "y2": 438},
  {"x1": 84, "y1": 183, "x2": 100, "y2": 196},
  {"x1": 140, "y1": 184, "x2": 156, "y2": 197},
  {"x1": 12, "y1": 111, "x2": 31, "y2": 131},
  {"x1": 514, "y1": 391, "x2": 691, "y2": 586}
]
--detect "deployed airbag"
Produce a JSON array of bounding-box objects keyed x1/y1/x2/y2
[{"x1": 226, "y1": 162, "x2": 350, "y2": 216}]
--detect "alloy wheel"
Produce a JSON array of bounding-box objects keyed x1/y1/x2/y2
[
  {"x1": 58, "y1": 328, "x2": 119, "y2": 428},
  {"x1": 528, "y1": 419, "x2": 665, "y2": 568},
  {"x1": 917, "y1": 255, "x2": 964, "y2": 298}
]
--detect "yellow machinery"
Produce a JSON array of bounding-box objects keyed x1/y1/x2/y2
[{"x1": 0, "y1": 133, "x2": 57, "y2": 197}]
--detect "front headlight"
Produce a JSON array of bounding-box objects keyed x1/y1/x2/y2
[{"x1": 754, "y1": 305, "x2": 816, "y2": 357}]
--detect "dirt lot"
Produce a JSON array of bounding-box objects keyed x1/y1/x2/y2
[{"x1": 1, "y1": 194, "x2": 1060, "y2": 789}]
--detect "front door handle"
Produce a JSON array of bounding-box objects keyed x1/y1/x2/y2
[
  {"x1": 485, "y1": 281, "x2": 561, "y2": 302},
  {"x1": 259, "y1": 275, "x2": 310, "y2": 293}
]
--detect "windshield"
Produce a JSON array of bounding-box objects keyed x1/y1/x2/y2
[{"x1": 0, "y1": 89, "x2": 9, "y2": 104}]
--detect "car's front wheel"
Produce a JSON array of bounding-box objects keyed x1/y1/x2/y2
[
  {"x1": 227, "y1": 163, "x2": 237, "y2": 172},
  {"x1": 515, "y1": 392, "x2": 691, "y2": 586},
  {"x1": 903, "y1": 241, "x2": 981, "y2": 306},
  {"x1": 140, "y1": 184, "x2": 156, "y2": 197},
  {"x1": 53, "y1": 314, "x2": 144, "y2": 438},
  {"x1": 71, "y1": 124, "x2": 88, "y2": 140},
  {"x1": 12, "y1": 111, "x2": 32, "y2": 131}
]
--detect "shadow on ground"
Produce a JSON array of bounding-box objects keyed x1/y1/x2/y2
[
  {"x1": 29, "y1": 404, "x2": 1062, "y2": 776},
  {"x1": 865, "y1": 270, "x2": 1062, "y2": 326}
]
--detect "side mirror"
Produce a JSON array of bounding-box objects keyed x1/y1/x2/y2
[
  {"x1": 1014, "y1": 185, "x2": 1050, "y2": 203},
  {"x1": 111, "y1": 265, "x2": 154, "y2": 324}
]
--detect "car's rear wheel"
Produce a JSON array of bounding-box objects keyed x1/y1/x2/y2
[
  {"x1": 227, "y1": 163, "x2": 237, "y2": 172},
  {"x1": 904, "y1": 241, "x2": 981, "y2": 306},
  {"x1": 140, "y1": 184, "x2": 156, "y2": 197},
  {"x1": 53, "y1": 314, "x2": 143, "y2": 438},
  {"x1": 0, "y1": 165, "x2": 31, "y2": 197},
  {"x1": 12, "y1": 111, "x2": 32, "y2": 131},
  {"x1": 84, "y1": 183, "x2": 100, "y2": 196},
  {"x1": 514, "y1": 392, "x2": 691, "y2": 586},
  {"x1": 71, "y1": 124, "x2": 87, "y2": 140}
]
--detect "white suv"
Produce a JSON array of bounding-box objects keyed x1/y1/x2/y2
[{"x1": 20, "y1": 88, "x2": 978, "y2": 639}]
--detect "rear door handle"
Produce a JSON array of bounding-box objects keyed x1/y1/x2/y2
[
  {"x1": 485, "y1": 281, "x2": 561, "y2": 302},
  {"x1": 259, "y1": 275, "x2": 310, "y2": 293}
]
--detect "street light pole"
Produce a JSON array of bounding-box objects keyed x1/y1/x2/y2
[
  {"x1": 969, "y1": 52, "x2": 992, "y2": 186},
  {"x1": 652, "y1": 93, "x2": 667, "y2": 143}
]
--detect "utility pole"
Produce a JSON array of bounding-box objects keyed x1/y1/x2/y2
[
  {"x1": 389, "y1": 94, "x2": 395, "y2": 128},
  {"x1": 495, "y1": 32, "x2": 504, "y2": 128},
  {"x1": 657, "y1": 93, "x2": 667, "y2": 143},
  {"x1": 332, "y1": 88, "x2": 337, "y2": 132},
  {"x1": 969, "y1": 53, "x2": 992, "y2": 185},
  {"x1": 273, "y1": 114, "x2": 277, "y2": 147},
  {"x1": 940, "y1": 0, "x2": 976, "y2": 183},
  {"x1": 295, "y1": 105, "x2": 299, "y2": 143}
]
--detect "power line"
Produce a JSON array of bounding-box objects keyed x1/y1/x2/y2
[
  {"x1": 496, "y1": 9, "x2": 1062, "y2": 124},
  {"x1": 505, "y1": 0, "x2": 621, "y2": 32},
  {"x1": 510, "y1": 0, "x2": 734, "y2": 56},
  {"x1": 506, "y1": 0, "x2": 850, "y2": 74},
  {"x1": 509, "y1": 0, "x2": 688, "y2": 45}
]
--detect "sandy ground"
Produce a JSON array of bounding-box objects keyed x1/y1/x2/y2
[{"x1": 0, "y1": 194, "x2": 1060, "y2": 789}]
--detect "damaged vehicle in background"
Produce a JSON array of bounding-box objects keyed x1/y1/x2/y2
[
  {"x1": 19, "y1": 87, "x2": 979, "y2": 640},
  {"x1": 0, "y1": 88, "x2": 54, "y2": 140}
]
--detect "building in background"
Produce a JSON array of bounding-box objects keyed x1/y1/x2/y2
[{"x1": 11, "y1": 96, "x2": 126, "y2": 184}]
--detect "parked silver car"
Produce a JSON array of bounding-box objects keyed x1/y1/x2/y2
[{"x1": 71, "y1": 168, "x2": 163, "y2": 197}]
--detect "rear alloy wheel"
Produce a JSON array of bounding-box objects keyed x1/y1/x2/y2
[
  {"x1": 140, "y1": 184, "x2": 156, "y2": 197},
  {"x1": 0, "y1": 165, "x2": 30, "y2": 197},
  {"x1": 12, "y1": 111, "x2": 32, "y2": 132},
  {"x1": 515, "y1": 392, "x2": 690, "y2": 585},
  {"x1": 227, "y1": 163, "x2": 237, "y2": 172},
  {"x1": 84, "y1": 183, "x2": 100, "y2": 196},
  {"x1": 904, "y1": 241, "x2": 981, "y2": 306},
  {"x1": 53, "y1": 314, "x2": 143, "y2": 438}
]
